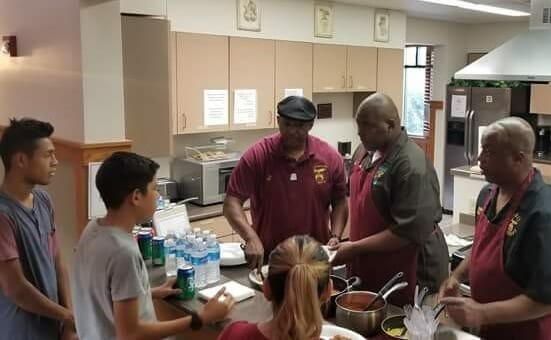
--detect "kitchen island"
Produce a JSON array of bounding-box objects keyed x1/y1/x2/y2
[{"x1": 149, "y1": 265, "x2": 480, "y2": 340}]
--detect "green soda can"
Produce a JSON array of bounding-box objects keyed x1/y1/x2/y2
[
  {"x1": 176, "y1": 265, "x2": 195, "y2": 300},
  {"x1": 137, "y1": 231, "x2": 152, "y2": 266},
  {"x1": 152, "y1": 236, "x2": 165, "y2": 266}
]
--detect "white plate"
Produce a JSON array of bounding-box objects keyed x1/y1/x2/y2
[
  {"x1": 220, "y1": 242, "x2": 246, "y2": 267},
  {"x1": 320, "y1": 324, "x2": 366, "y2": 340},
  {"x1": 321, "y1": 324, "x2": 366, "y2": 340},
  {"x1": 248, "y1": 265, "x2": 269, "y2": 286}
]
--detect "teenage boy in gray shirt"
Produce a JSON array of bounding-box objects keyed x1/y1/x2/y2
[
  {"x1": 0, "y1": 118, "x2": 76, "y2": 340},
  {"x1": 72, "y1": 152, "x2": 235, "y2": 340}
]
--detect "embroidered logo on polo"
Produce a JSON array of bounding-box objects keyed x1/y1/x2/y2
[
  {"x1": 507, "y1": 213, "x2": 521, "y2": 237},
  {"x1": 373, "y1": 164, "x2": 388, "y2": 186},
  {"x1": 313, "y1": 164, "x2": 328, "y2": 184}
]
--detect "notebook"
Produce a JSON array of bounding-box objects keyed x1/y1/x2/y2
[{"x1": 197, "y1": 281, "x2": 256, "y2": 303}]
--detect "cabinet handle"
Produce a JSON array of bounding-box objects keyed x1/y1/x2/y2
[
  {"x1": 342, "y1": 75, "x2": 346, "y2": 89},
  {"x1": 182, "y1": 113, "x2": 187, "y2": 129},
  {"x1": 349, "y1": 75, "x2": 353, "y2": 89}
]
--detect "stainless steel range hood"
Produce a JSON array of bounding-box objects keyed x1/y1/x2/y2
[{"x1": 455, "y1": 0, "x2": 551, "y2": 81}]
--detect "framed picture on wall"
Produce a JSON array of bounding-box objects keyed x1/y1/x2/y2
[
  {"x1": 314, "y1": 3, "x2": 334, "y2": 38},
  {"x1": 374, "y1": 10, "x2": 390, "y2": 42},
  {"x1": 237, "y1": 0, "x2": 261, "y2": 32}
]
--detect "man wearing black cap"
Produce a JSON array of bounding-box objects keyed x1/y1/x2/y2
[{"x1": 223, "y1": 96, "x2": 348, "y2": 270}]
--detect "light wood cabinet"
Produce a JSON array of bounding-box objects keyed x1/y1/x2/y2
[
  {"x1": 275, "y1": 41, "x2": 313, "y2": 103},
  {"x1": 313, "y1": 44, "x2": 378, "y2": 93},
  {"x1": 347, "y1": 46, "x2": 377, "y2": 92},
  {"x1": 313, "y1": 44, "x2": 347, "y2": 92},
  {"x1": 121, "y1": 16, "x2": 173, "y2": 157},
  {"x1": 530, "y1": 84, "x2": 551, "y2": 115},
  {"x1": 377, "y1": 48, "x2": 404, "y2": 117},
  {"x1": 175, "y1": 32, "x2": 229, "y2": 134},
  {"x1": 229, "y1": 37, "x2": 276, "y2": 130}
]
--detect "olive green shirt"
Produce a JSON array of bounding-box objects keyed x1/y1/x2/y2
[
  {"x1": 476, "y1": 170, "x2": 551, "y2": 304},
  {"x1": 353, "y1": 129, "x2": 449, "y2": 292}
]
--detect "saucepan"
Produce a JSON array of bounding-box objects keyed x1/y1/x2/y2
[
  {"x1": 323, "y1": 275, "x2": 361, "y2": 318},
  {"x1": 335, "y1": 281, "x2": 409, "y2": 337}
]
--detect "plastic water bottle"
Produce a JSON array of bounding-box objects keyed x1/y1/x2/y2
[
  {"x1": 193, "y1": 227, "x2": 201, "y2": 238},
  {"x1": 206, "y1": 234, "x2": 220, "y2": 284},
  {"x1": 191, "y1": 238, "x2": 208, "y2": 288},
  {"x1": 175, "y1": 232, "x2": 186, "y2": 268},
  {"x1": 156, "y1": 195, "x2": 165, "y2": 210},
  {"x1": 183, "y1": 235, "x2": 195, "y2": 263},
  {"x1": 164, "y1": 231, "x2": 177, "y2": 276}
]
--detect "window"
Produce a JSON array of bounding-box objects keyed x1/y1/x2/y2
[{"x1": 403, "y1": 45, "x2": 434, "y2": 136}]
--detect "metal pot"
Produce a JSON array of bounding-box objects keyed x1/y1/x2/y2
[
  {"x1": 335, "y1": 282, "x2": 408, "y2": 337},
  {"x1": 323, "y1": 275, "x2": 361, "y2": 319}
]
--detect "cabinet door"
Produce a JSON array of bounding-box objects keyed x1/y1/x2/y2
[
  {"x1": 176, "y1": 33, "x2": 229, "y2": 134},
  {"x1": 313, "y1": 44, "x2": 347, "y2": 93},
  {"x1": 377, "y1": 48, "x2": 404, "y2": 117},
  {"x1": 275, "y1": 41, "x2": 313, "y2": 103},
  {"x1": 347, "y1": 46, "x2": 377, "y2": 92},
  {"x1": 530, "y1": 84, "x2": 551, "y2": 115},
  {"x1": 229, "y1": 37, "x2": 276, "y2": 130}
]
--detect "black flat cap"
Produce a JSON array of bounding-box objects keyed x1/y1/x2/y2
[{"x1": 277, "y1": 96, "x2": 317, "y2": 121}]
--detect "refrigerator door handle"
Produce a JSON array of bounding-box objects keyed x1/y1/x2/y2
[
  {"x1": 469, "y1": 110, "x2": 477, "y2": 164},
  {"x1": 464, "y1": 110, "x2": 472, "y2": 163}
]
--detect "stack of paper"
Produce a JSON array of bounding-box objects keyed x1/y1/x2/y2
[{"x1": 198, "y1": 281, "x2": 255, "y2": 303}]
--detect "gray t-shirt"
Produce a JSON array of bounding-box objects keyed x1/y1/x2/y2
[{"x1": 73, "y1": 219, "x2": 156, "y2": 340}]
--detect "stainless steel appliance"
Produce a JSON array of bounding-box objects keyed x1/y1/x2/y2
[
  {"x1": 171, "y1": 157, "x2": 239, "y2": 206},
  {"x1": 536, "y1": 126, "x2": 551, "y2": 158},
  {"x1": 156, "y1": 178, "x2": 179, "y2": 202},
  {"x1": 443, "y1": 86, "x2": 536, "y2": 212}
]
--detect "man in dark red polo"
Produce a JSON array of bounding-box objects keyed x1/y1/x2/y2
[{"x1": 223, "y1": 96, "x2": 348, "y2": 270}]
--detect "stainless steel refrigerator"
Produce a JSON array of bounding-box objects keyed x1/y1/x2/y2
[{"x1": 442, "y1": 86, "x2": 534, "y2": 212}]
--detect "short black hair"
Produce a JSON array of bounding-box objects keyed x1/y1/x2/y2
[
  {"x1": 0, "y1": 118, "x2": 55, "y2": 171},
  {"x1": 96, "y1": 151, "x2": 159, "y2": 210}
]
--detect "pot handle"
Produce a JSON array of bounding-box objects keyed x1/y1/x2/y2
[
  {"x1": 382, "y1": 281, "x2": 409, "y2": 300},
  {"x1": 345, "y1": 276, "x2": 362, "y2": 291}
]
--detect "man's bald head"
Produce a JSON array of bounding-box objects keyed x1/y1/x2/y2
[
  {"x1": 356, "y1": 93, "x2": 401, "y2": 123},
  {"x1": 482, "y1": 117, "x2": 535, "y2": 156},
  {"x1": 479, "y1": 117, "x2": 535, "y2": 186},
  {"x1": 355, "y1": 93, "x2": 402, "y2": 151}
]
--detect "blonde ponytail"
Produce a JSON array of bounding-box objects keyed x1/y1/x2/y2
[{"x1": 267, "y1": 235, "x2": 330, "y2": 340}]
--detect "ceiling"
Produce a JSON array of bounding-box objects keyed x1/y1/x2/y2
[{"x1": 333, "y1": 0, "x2": 531, "y2": 23}]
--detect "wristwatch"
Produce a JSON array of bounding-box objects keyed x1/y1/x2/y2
[{"x1": 190, "y1": 312, "x2": 203, "y2": 331}]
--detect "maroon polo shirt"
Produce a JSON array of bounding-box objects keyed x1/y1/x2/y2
[{"x1": 227, "y1": 133, "x2": 346, "y2": 257}]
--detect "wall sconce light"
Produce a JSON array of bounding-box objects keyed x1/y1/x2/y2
[{"x1": 2, "y1": 36, "x2": 17, "y2": 57}]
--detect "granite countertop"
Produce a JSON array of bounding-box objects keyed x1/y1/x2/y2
[{"x1": 149, "y1": 265, "x2": 479, "y2": 339}]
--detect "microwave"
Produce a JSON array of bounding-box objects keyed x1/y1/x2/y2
[{"x1": 171, "y1": 156, "x2": 240, "y2": 206}]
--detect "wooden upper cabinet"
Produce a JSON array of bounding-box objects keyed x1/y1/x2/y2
[
  {"x1": 229, "y1": 37, "x2": 276, "y2": 130},
  {"x1": 530, "y1": 84, "x2": 551, "y2": 115},
  {"x1": 377, "y1": 48, "x2": 404, "y2": 117},
  {"x1": 347, "y1": 46, "x2": 377, "y2": 92},
  {"x1": 175, "y1": 32, "x2": 229, "y2": 134},
  {"x1": 275, "y1": 41, "x2": 313, "y2": 104},
  {"x1": 313, "y1": 44, "x2": 347, "y2": 92}
]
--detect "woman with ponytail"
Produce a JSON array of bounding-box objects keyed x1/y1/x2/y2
[{"x1": 218, "y1": 235, "x2": 332, "y2": 340}]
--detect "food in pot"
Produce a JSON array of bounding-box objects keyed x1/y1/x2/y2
[
  {"x1": 341, "y1": 299, "x2": 384, "y2": 311},
  {"x1": 386, "y1": 327, "x2": 407, "y2": 337}
]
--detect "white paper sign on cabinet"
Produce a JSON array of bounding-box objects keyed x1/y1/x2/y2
[
  {"x1": 234, "y1": 89, "x2": 257, "y2": 124},
  {"x1": 204, "y1": 89, "x2": 229, "y2": 126},
  {"x1": 284, "y1": 88, "x2": 304, "y2": 98}
]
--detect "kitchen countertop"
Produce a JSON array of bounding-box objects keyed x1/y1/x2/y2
[
  {"x1": 186, "y1": 201, "x2": 249, "y2": 222},
  {"x1": 148, "y1": 265, "x2": 480, "y2": 339}
]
